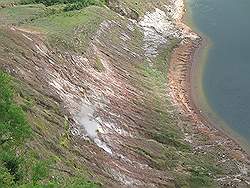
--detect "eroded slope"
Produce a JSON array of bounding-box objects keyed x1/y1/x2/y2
[{"x1": 0, "y1": 0, "x2": 249, "y2": 187}]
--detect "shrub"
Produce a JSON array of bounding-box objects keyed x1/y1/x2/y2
[
  {"x1": 0, "y1": 165, "x2": 15, "y2": 187},
  {"x1": 0, "y1": 71, "x2": 30, "y2": 187},
  {"x1": 32, "y1": 161, "x2": 49, "y2": 182},
  {"x1": 21, "y1": 0, "x2": 107, "y2": 11},
  {"x1": 0, "y1": 151, "x2": 24, "y2": 183},
  {"x1": 0, "y1": 71, "x2": 31, "y2": 147},
  {"x1": 153, "y1": 132, "x2": 191, "y2": 151}
]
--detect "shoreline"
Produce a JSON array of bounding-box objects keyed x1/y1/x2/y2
[
  {"x1": 168, "y1": 0, "x2": 249, "y2": 167},
  {"x1": 191, "y1": 35, "x2": 250, "y2": 154}
]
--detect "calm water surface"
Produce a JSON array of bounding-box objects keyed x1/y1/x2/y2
[{"x1": 187, "y1": 0, "x2": 250, "y2": 143}]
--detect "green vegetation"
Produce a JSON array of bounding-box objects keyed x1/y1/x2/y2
[
  {"x1": 0, "y1": 70, "x2": 30, "y2": 187},
  {"x1": 0, "y1": 0, "x2": 22, "y2": 7},
  {"x1": 0, "y1": 4, "x2": 46, "y2": 26},
  {"x1": 63, "y1": 0, "x2": 106, "y2": 12},
  {"x1": 0, "y1": 71, "x2": 99, "y2": 187},
  {"x1": 153, "y1": 132, "x2": 191, "y2": 151},
  {"x1": 0, "y1": 0, "x2": 229, "y2": 186},
  {"x1": 21, "y1": 0, "x2": 107, "y2": 11},
  {"x1": 112, "y1": 0, "x2": 168, "y2": 16},
  {"x1": 131, "y1": 41, "x2": 221, "y2": 187},
  {"x1": 93, "y1": 57, "x2": 104, "y2": 72},
  {"x1": 59, "y1": 118, "x2": 70, "y2": 148},
  {"x1": 0, "y1": 0, "x2": 111, "y2": 51},
  {"x1": 0, "y1": 71, "x2": 30, "y2": 147},
  {"x1": 26, "y1": 6, "x2": 108, "y2": 52},
  {"x1": 0, "y1": 0, "x2": 107, "y2": 26}
]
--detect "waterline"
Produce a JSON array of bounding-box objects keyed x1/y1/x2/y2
[{"x1": 184, "y1": 0, "x2": 250, "y2": 153}]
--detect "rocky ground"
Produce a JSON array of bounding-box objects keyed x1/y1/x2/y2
[{"x1": 0, "y1": 0, "x2": 249, "y2": 187}]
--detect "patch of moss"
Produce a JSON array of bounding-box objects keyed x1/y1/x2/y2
[
  {"x1": 59, "y1": 117, "x2": 70, "y2": 148},
  {"x1": 93, "y1": 57, "x2": 104, "y2": 72},
  {"x1": 153, "y1": 132, "x2": 191, "y2": 151}
]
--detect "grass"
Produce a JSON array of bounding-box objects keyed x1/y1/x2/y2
[
  {"x1": 25, "y1": 6, "x2": 108, "y2": 52},
  {"x1": 113, "y1": 0, "x2": 171, "y2": 16},
  {"x1": 129, "y1": 38, "x2": 221, "y2": 187},
  {"x1": 133, "y1": 138, "x2": 219, "y2": 187},
  {"x1": 0, "y1": 0, "x2": 227, "y2": 187},
  {"x1": 0, "y1": 70, "x2": 99, "y2": 187},
  {"x1": 20, "y1": 0, "x2": 107, "y2": 11},
  {"x1": 0, "y1": 4, "x2": 46, "y2": 25},
  {"x1": 0, "y1": 0, "x2": 22, "y2": 6},
  {"x1": 0, "y1": 0, "x2": 107, "y2": 27},
  {"x1": 154, "y1": 38, "x2": 180, "y2": 74},
  {"x1": 153, "y1": 132, "x2": 191, "y2": 151},
  {"x1": 93, "y1": 57, "x2": 104, "y2": 72},
  {"x1": 0, "y1": 70, "x2": 29, "y2": 186},
  {"x1": 135, "y1": 143, "x2": 219, "y2": 187},
  {"x1": 59, "y1": 118, "x2": 70, "y2": 148}
]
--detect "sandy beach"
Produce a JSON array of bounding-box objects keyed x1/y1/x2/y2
[{"x1": 168, "y1": 0, "x2": 250, "y2": 176}]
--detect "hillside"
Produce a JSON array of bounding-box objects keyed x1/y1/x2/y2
[{"x1": 0, "y1": 0, "x2": 249, "y2": 187}]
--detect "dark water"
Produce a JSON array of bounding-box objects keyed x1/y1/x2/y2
[{"x1": 187, "y1": 0, "x2": 250, "y2": 143}]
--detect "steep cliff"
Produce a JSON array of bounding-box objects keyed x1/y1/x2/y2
[{"x1": 0, "y1": 0, "x2": 249, "y2": 187}]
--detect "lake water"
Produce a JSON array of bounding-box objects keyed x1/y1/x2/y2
[{"x1": 186, "y1": 0, "x2": 250, "y2": 145}]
